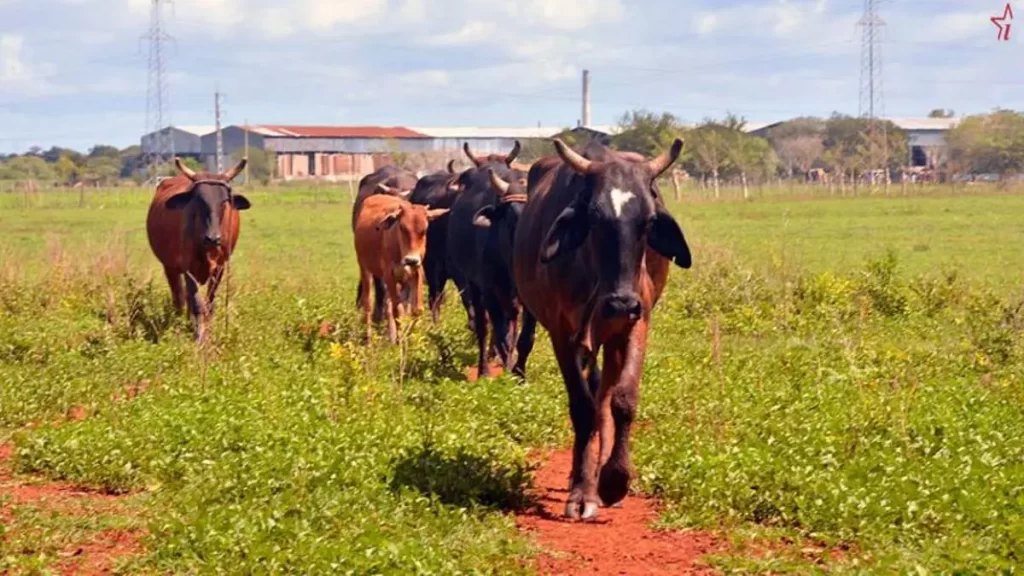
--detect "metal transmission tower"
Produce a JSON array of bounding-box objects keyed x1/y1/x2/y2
[
  {"x1": 214, "y1": 90, "x2": 224, "y2": 173},
  {"x1": 857, "y1": 0, "x2": 888, "y2": 190},
  {"x1": 143, "y1": 0, "x2": 174, "y2": 178}
]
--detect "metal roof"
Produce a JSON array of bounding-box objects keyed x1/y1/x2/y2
[
  {"x1": 248, "y1": 125, "x2": 429, "y2": 139},
  {"x1": 175, "y1": 125, "x2": 217, "y2": 136}
]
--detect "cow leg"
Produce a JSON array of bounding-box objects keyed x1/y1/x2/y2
[
  {"x1": 552, "y1": 338, "x2": 599, "y2": 520},
  {"x1": 185, "y1": 275, "x2": 204, "y2": 342},
  {"x1": 385, "y1": 279, "x2": 401, "y2": 344},
  {"x1": 164, "y1": 267, "x2": 184, "y2": 315},
  {"x1": 468, "y1": 285, "x2": 490, "y2": 379},
  {"x1": 372, "y1": 277, "x2": 386, "y2": 324},
  {"x1": 359, "y1": 269, "x2": 374, "y2": 344},
  {"x1": 205, "y1": 266, "x2": 225, "y2": 319},
  {"x1": 512, "y1": 310, "x2": 537, "y2": 382},
  {"x1": 484, "y1": 296, "x2": 512, "y2": 368},
  {"x1": 426, "y1": 262, "x2": 446, "y2": 324},
  {"x1": 597, "y1": 325, "x2": 647, "y2": 508}
]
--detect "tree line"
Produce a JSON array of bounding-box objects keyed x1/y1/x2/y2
[
  {"x1": 0, "y1": 145, "x2": 275, "y2": 186},
  {"x1": 3, "y1": 108, "x2": 1023, "y2": 190},
  {"x1": 601, "y1": 107, "x2": 1024, "y2": 194}
]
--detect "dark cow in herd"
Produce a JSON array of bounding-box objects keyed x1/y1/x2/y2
[
  {"x1": 408, "y1": 159, "x2": 467, "y2": 323},
  {"x1": 445, "y1": 141, "x2": 531, "y2": 379},
  {"x1": 352, "y1": 165, "x2": 420, "y2": 323},
  {"x1": 514, "y1": 138, "x2": 691, "y2": 519},
  {"x1": 146, "y1": 158, "x2": 252, "y2": 342}
]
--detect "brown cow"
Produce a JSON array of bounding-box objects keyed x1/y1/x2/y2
[
  {"x1": 354, "y1": 194, "x2": 448, "y2": 343},
  {"x1": 514, "y1": 138, "x2": 691, "y2": 520},
  {"x1": 146, "y1": 158, "x2": 251, "y2": 342}
]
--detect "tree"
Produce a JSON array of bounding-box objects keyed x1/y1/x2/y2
[
  {"x1": 80, "y1": 156, "x2": 122, "y2": 185},
  {"x1": 232, "y1": 148, "x2": 276, "y2": 185},
  {"x1": 41, "y1": 146, "x2": 83, "y2": 165},
  {"x1": 946, "y1": 109, "x2": 1024, "y2": 182},
  {"x1": 683, "y1": 121, "x2": 733, "y2": 198},
  {"x1": 764, "y1": 117, "x2": 825, "y2": 179},
  {"x1": 87, "y1": 144, "x2": 120, "y2": 160},
  {"x1": 55, "y1": 155, "x2": 78, "y2": 184},
  {"x1": 519, "y1": 128, "x2": 580, "y2": 162},
  {"x1": 822, "y1": 113, "x2": 908, "y2": 191},
  {"x1": 775, "y1": 136, "x2": 824, "y2": 179},
  {"x1": 928, "y1": 108, "x2": 955, "y2": 118},
  {"x1": 0, "y1": 155, "x2": 56, "y2": 182},
  {"x1": 612, "y1": 109, "x2": 684, "y2": 158}
]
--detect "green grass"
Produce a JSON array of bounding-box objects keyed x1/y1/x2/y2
[{"x1": 3, "y1": 184, "x2": 1024, "y2": 573}]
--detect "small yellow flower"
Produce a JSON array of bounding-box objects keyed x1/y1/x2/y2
[{"x1": 330, "y1": 342, "x2": 344, "y2": 360}]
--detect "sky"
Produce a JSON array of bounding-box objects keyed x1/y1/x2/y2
[{"x1": 0, "y1": 0, "x2": 1020, "y2": 153}]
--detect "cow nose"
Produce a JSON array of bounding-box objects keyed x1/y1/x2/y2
[
  {"x1": 403, "y1": 255, "x2": 422, "y2": 268},
  {"x1": 601, "y1": 293, "x2": 642, "y2": 321},
  {"x1": 204, "y1": 234, "x2": 222, "y2": 246}
]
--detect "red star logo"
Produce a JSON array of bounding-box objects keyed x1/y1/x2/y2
[{"x1": 992, "y1": 2, "x2": 1013, "y2": 41}]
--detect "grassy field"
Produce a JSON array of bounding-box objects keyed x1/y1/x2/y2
[{"x1": 2, "y1": 183, "x2": 1024, "y2": 573}]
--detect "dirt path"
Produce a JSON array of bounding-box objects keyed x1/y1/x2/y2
[
  {"x1": 0, "y1": 442, "x2": 144, "y2": 575},
  {"x1": 515, "y1": 449, "x2": 721, "y2": 576}
]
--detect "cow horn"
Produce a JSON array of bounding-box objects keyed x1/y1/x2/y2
[
  {"x1": 377, "y1": 182, "x2": 395, "y2": 194},
  {"x1": 463, "y1": 142, "x2": 482, "y2": 167},
  {"x1": 487, "y1": 168, "x2": 510, "y2": 195},
  {"x1": 505, "y1": 140, "x2": 522, "y2": 165},
  {"x1": 645, "y1": 138, "x2": 684, "y2": 178},
  {"x1": 175, "y1": 157, "x2": 198, "y2": 181},
  {"x1": 446, "y1": 159, "x2": 456, "y2": 174},
  {"x1": 224, "y1": 157, "x2": 248, "y2": 182},
  {"x1": 552, "y1": 138, "x2": 592, "y2": 174}
]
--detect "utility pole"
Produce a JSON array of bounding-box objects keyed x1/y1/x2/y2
[
  {"x1": 214, "y1": 90, "x2": 224, "y2": 173},
  {"x1": 243, "y1": 118, "x2": 250, "y2": 185},
  {"x1": 581, "y1": 69, "x2": 592, "y2": 128},
  {"x1": 142, "y1": 0, "x2": 174, "y2": 179},
  {"x1": 858, "y1": 0, "x2": 887, "y2": 192}
]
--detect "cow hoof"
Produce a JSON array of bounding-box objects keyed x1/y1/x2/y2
[
  {"x1": 581, "y1": 502, "x2": 600, "y2": 520},
  {"x1": 563, "y1": 500, "x2": 583, "y2": 520},
  {"x1": 597, "y1": 464, "x2": 631, "y2": 507}
]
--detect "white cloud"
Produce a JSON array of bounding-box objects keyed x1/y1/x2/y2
[
  {"x1": 425, "y1": 20, "x2": 498, "y2": 46},
  {"x1": 693, "y1": 12, "x2": 718, "y2": 36},
  {"x1": 397, "y1": 69, "x2": 450, "y2": 89},
  {"x1": 0, "y1": 35, "x2": 62, "y2": 97},
  {"x1": 516, "y1": 0, "x2": 625, "y2": 31}
]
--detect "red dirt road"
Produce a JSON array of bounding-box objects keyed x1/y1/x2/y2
[
  {"x1": 515, "y1": 449, "x2": 721, "y2": 575},
  {"x1": 0, "y1": 443, "x2": 144, "y2": 575}
]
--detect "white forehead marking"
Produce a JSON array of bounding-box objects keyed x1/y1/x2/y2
[{"x1": 609, "y1": 188, "x2": 635, "y2": 218}]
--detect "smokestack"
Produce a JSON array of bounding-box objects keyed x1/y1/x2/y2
[{"x1": 581, "y1": 69, "x2": 591, "y2": 128}]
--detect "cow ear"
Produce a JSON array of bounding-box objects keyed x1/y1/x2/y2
[
  {"x1": 376, "y1": 210, "x2": 402, "y2": 231},
  {"x1": 472, "y1": 205, "x2": 497, "y2": 228},
  {"x1": 165, "y1": 191, "x2": 194, "y2": 210},
  {"x1": 647, "y1": 207, "x2": 691, "y2": 269},
  {"x1": 540, "y1": 205, "x2": 588, "y2": 264},
  {"x1": 427, "y1": 208, "x2": 449, "y2": 222},
  {"x1": 231, "y1": 194, "x2": 252, "y2": 210}
]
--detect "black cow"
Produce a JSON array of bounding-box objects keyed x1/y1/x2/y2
[
  {"x1": 408, "y1": 160, "x2": 470, "y2": 323},
  {"x1": 445, "y1": 141, "x2": 529, "y2": 380},
  {"x1": 352, "y1": 165, "x2": 419, "y2": 323},
  {"x1": 513, "y1": 138, "x2": 691, "y2": 519}
]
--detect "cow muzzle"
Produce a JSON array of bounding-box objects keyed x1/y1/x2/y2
[
  {"x1": 600, "y1": 292, "x2": 642, "y2": 322},
  {"x1": 204, "y1": 233, "x2": 222, "y2": 247},
  {"x1": 403, "y1": 255, "x2": 422, "y2": 268}
]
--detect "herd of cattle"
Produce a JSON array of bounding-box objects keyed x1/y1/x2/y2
[{"x1": 144, "y1": 137, "x2": 692, "y2": 520}]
